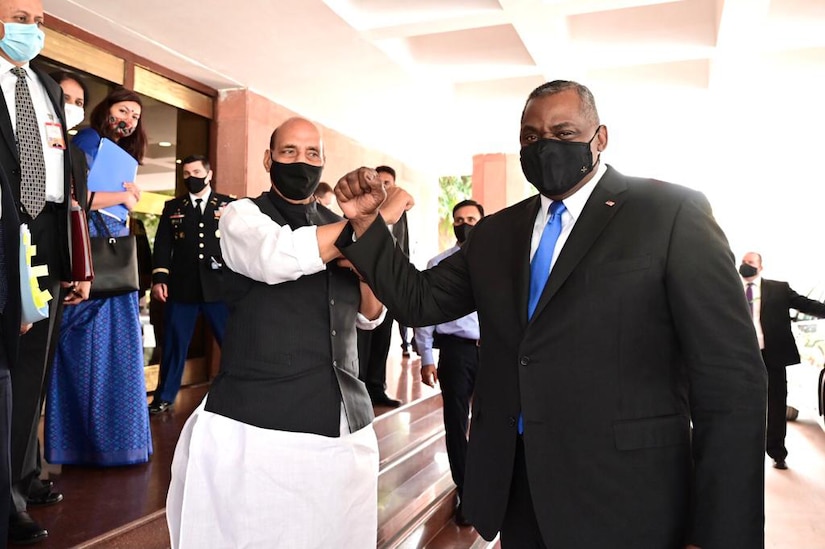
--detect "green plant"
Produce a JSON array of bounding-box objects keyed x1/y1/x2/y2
[{"x1": 437, "y1": 175, "x2": 472, "y2": 250}]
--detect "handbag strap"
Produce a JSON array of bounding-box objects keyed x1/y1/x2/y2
[
  {"x1": 69, "y1": 179, "x2": 91, "y2": 214},
  {"x1": 90, "y1": 211, "x2": 118, "y2": 246}
]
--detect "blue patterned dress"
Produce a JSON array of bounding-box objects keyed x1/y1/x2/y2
[{"x1": 44, "y1": 130, "x2": 152, "y2": 466}]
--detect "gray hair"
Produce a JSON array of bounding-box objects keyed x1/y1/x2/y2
[{"x1": 521, "y1": 80, "x2": 600, "y2": 125}]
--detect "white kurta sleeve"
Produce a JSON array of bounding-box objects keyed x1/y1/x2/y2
[
  {"x1": 356, "y1": 308, "x2": 387, "y2": 331},
  {"x1": 219, "y1": 199, "x2": 326, "y2": 285}
]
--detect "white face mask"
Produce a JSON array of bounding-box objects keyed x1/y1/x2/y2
[{"x1": 64, "y1": 103, "x2": 85, "y2": 130}]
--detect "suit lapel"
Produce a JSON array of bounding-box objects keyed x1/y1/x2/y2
[
  {"x1": 0, "y1": 66, "x2": 67, "y2": 166},
  {"x1": 0, "y1": 90, "x2": 19, "y2": 164},
  {"x1": 32, "y1": 65, "x2": 67, "y2": 128},
  {"x1": 759, "y1": 279, "x2": 771, "y2": 310},
  {"x1": 529, "y1": 167, "x2": 629, "y2": 323},
  {"x1": 516, "y1": 196, "x2": 543, "y2": 330}
]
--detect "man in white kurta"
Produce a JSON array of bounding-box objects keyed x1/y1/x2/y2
[{"x1": 166, "y1": 117, "x2": 391, "y2": 549}]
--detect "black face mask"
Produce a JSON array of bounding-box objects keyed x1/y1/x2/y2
[
  {"x1": 453, "y1": 223, "x2": 473, "y2": 244},
  {"x1": 520, "y1": 127, "x2": 601, "y2": 198},
  {"x1": 269, "y1": 158, "x2": 323, "y2": 201},
  {"x1": 739, "y1": 263, "x2": 758, "y2": 278},
  {"x1": 184, "y1": 176, "x2": 208, "y2": 194}
]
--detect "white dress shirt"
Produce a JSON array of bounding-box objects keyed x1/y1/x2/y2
[
  {"x1": 744, "y1": 276, "x2": 765, "y2": 349},
  {"x1": 0, "y1": 57, "x2": 65, "y2": 203},
  {"x1": 530, "y1": 161, "x2": 607, "y2": 271},
  {"x1": 189, "y1": 187, "x2": 211, "y2": 212}
]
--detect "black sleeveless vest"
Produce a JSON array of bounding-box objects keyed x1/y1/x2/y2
[{"x1": 204, "y1": 193, "x2": 373, "y2": 436}]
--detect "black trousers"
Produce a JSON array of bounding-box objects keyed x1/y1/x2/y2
[
  {"x1": 0, "y1": 330, "x2": 13, "y2": 543},
  {"x1": 765, "y1": 364, "x2": 788, "y2": 461},
  {"x1": 500, "y1": 436, "x2": 547, "y2": 548},
  {"x1": 357, "y1": 313, "x2": 394, "y2": 397},
  {"x1": 10, "y1": 207, "x2": 64, "y2": 514},
  {"x1": 436, "y1": 335, "x2": 478, "y2": 497}
]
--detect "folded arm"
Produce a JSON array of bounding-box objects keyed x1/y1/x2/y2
[{"x1": 220, "y1": 199, "x2": 346, "y2": 285}]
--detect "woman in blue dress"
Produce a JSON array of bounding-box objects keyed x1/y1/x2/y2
[{"x1": 45, "y1": 86, "x2": 153, "y2": 466}]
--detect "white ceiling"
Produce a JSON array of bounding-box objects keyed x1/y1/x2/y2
[{"x1": 42, "y1": 0, "x2": 825, "y2": 176}]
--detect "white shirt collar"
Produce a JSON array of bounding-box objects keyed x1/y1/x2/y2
[
  {"x1": 537, "y1": 160, "x2": 607, "y2": 224},
  {"x1": 743, "y1": 275, "x2": 762, "y2": 288},
  {"x1": 189, "y1": 187, "x2": 212, "y2": 205},
  {"x1": 0, "y1": 56, "x2": 31, "y2": 78}
]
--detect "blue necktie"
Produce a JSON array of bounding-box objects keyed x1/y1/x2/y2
[
  {"x1": 527, "y1": 201, "x2": 566, "y2": 320},
  {"x1": 520, "y1": 200, "x2": 566, "y2": 434}
]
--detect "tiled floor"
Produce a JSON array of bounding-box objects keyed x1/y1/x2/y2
[
  {"x1": 28, "y1": 337, "x2": 825, "y2": 548},
  {"x1": 765, "y1": 413, "x2": 825, "y2": 549}
]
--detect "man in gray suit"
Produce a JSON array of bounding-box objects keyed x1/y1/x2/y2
[{"x1": 335, "y1": 80, "x2": 767, "y2": 548}]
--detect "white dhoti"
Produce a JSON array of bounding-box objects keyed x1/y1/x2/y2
[{"x1": 167, "y1": 400, "x2": 379, "y2": 549}]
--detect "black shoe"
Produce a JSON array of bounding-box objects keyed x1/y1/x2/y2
[
  {"x1": 371, "y1": 393, "x2": 402, "y2": 408},
  {"x1": 26, "y1": 483, "x2": 63, "y2": 507},
  {"x1": 28, "y1": 478, "x2": 53, "y2": 495},
  {"x1": 8, "y1": 511, "x2": 48, "y2": 544},
  {"x1": 148, "y1": 400, "x2": 173, "y2": 415},
  {"x1": 773, "y1": 460, "x2": 788, "y2": 470}
]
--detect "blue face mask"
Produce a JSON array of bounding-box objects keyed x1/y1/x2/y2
[{"x1": 0, "y1": 23, "x2": 45, "y2": 63}]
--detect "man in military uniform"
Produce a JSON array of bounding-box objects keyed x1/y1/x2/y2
[{"x1": 148, "y1": 154, "x2": 235, "y2": 414}]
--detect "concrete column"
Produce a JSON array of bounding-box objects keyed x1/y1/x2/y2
[{"x1": 471, "y1": 152, "x2": 530, "y2": 214}]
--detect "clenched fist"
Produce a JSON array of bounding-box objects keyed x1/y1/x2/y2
[
  {"x1": 335, "y1": 167, "x2": 386, "y2": 222},
  {"x1": 335, "y1": 168, "x2": 415, "y2": 237}
]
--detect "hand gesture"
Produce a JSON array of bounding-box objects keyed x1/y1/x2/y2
[
  {"x1": 335, "y1": 167, "x2": 386, "y2": 221},
  {"x1": 380, "y1": 186, "x2": 415, "y2": 225}
]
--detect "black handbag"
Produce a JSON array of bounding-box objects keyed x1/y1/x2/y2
[{"x1": 89, "y1": 212, "x2": 140, "y2": 299}]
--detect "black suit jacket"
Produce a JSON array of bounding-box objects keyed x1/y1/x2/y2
[
  {"x1": 759, "y1": 278, "x2": 825, "y2": 369},
  {"x1": 0, "y1": 64, "x2": 73, "y2": 283},
  {"x1": 0, "y1": 166, "x2": 21, "y2": 364},
  {"x1": 341, "y1": 165, "x2": 768, "y2": 548},
  {"x1": 152, "y1": 191, "x2": 235, "y2": 302}
]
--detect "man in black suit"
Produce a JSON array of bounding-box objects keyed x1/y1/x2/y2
[
  {"x1": 0, "y1": 0, "x2": 84, "y2": 543},
  {"x1": 148, "y1": 154, "x2": 234, "y2": 414},
  {"x1": 0, "y1": 156, "x2": 22, "y2": 547},
  {"x1": 336, "y1": 80, "x2": 767, "y2": 548},
  {"x1": 739, "y1": 251, "x2": 825, "y2": 470},
  {"x1": 356, "y1": 165, "x2": 409, "y2": 407},
  {"x1": 415, "y1": 199, "x2": 484, "y2": 527}
]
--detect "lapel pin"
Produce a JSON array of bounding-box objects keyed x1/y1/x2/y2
[{"x1": 605, "y1": 200, "x2": 615, "y2": 207}]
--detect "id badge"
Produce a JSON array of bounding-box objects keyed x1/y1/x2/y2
[{"x1": 45, "y1": 122, "x2": 66, "y2": 149}]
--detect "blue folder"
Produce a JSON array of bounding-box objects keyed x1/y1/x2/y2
[
  {"x1": 86, "y1": 137, "x2": 139, "y2": 221},
  {"x1": 19, "y1": 224, "x2": 50, "y2": 325}
]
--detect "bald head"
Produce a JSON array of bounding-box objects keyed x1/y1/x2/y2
[
  {"x1": 740, "y1": 251, "x2": 763, "y2": 281},
  {"x1": 267, "y1": 117, "x2": 324, "y2": 161},
  {"x1": 264, "y1": 117, "x2": 326, "y2": 204}
]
